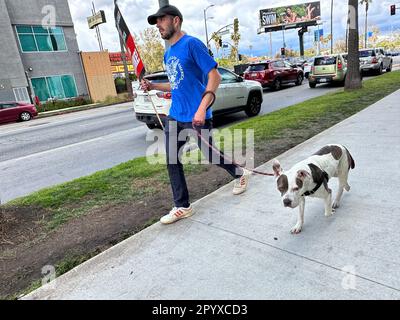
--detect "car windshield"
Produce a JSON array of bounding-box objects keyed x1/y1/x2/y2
[
  {"x1": 145, "y1": 73, "x2": 169, "y2": 83},
  {"x1": 247, "y1": 64, "x2": 268, "y2": 71},
  {"x1": 314, "y1": 56, "x2": 337, "y2": 66},
  {"x1": 359, "y1": 50, "x2": 375, "y2": 57}
]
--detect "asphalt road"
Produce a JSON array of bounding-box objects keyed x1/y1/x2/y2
[{"x1": 0, "y1": 72, "x2": 393, "y2": 203}]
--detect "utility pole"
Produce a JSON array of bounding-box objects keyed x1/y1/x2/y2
[{"x1": 269, "y1": 32, "x2": 272, "y2": 58}]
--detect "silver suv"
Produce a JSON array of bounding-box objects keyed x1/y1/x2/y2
[
  {"x1": 133, "y1": 67, "x2": 263, "y2": 129},
  {"x1": 359, "y1": 48, "x2": 393, "y2": 75}
]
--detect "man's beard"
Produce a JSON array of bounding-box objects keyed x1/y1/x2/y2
[{"x1": 160, "y1": 25, "x2": 176, "y2": 40}]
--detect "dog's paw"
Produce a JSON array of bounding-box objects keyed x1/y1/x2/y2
[
  {"x1": 345, "y1": 184, "x2": 351, "y2": 192},
  {"x1": 290, "y1": 224, "x2": 303, "y2": 234},
  {"x1": 332, "y1": 201, "x2": 340, "y2": 209},
  {"x1": 325, "y1": 208, "x2": 335, "y2": 216}
]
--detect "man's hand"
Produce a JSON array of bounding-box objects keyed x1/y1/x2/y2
[
  {"x1": 140, "y1": 79, "x2": 152, "y2": 92},
  {"x1": 192, "y1": 109, "x2": 206, "y2": 127}
]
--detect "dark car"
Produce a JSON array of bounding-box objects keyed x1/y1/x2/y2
[
  {"x1": 243, "y1": 60, "x2": 304, "y2": 90},
  {"x1": 0, "y1": 101, "x2": 38, "y2": 124}
]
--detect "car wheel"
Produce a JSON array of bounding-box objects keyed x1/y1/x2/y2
[
  {"x1": 272, "y1": 78, "x2": 281, "y2": 91},
  {"x1": 245, "y1": 94, "x2": 262, "y2": 117},
  {"x1": 295, "y1": 74, "x2": 303, "y2": 86},
  {"x1": 309, "y1": 82, "x2": 316, "y2": 88},
  {"x1": 386, "y1": 63, "x2": 392, "y2": 72},
  {"x1": 20, "y1": 112, "x2": 31, "y2": 121}
]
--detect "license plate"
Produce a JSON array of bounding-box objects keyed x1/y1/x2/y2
[
  {"x1": 319, "y1": 78, "x2": 327, "y2": 83},
  {"x1": 251, "y1": 73, "x2": 258, "y2": 77}
]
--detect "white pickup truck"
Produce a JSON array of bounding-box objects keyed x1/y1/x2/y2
[{"x1": 133, "y1": 67, "x2": 263, "y2": 129}]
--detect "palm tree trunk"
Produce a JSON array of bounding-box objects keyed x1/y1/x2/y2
[
  {"x1": 345, "y1": 16, "x2": 350, "y2": 52},
  {"x1": 345, "y1": 0, "x2": 362, "y2": 90}
]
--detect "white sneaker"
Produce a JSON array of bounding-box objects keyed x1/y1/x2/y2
[
  {"x1": 160, "y1": 205, "x2": 194, "y2": 224},
  {"x1": 233, "y1": 169, "x2": 251, "y2": 195}
]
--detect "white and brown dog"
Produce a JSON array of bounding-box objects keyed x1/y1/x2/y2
[{"x1": 272, "y1": 144, "x2": 355, "y2": 234}]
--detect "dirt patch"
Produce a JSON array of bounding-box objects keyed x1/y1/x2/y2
[{"x1": 0, "y1": 114, "x2": 342, "y2": 298}]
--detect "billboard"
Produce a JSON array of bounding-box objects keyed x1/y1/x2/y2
[{"x1": 259, "y1": 1, "x2": 321, "y2": 33}]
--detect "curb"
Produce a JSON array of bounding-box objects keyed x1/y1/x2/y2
[{"x1": 37, "y1": 100, "x2": 134, "y2": 119}]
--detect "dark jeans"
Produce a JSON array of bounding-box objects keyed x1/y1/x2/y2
[{"x1": 165, "y1": 116, "x2": 243, "y2": 208}]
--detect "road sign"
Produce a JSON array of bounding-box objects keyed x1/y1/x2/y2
[
  {"x1": 87, "y1": 10, "x2": 106, "y2": 29},
  {"x1": 314, "y1": 29, "x2": 323, "y2": 42},
  {"x1": 218, "y1": 29, "x2": 230, "y2": 36}
]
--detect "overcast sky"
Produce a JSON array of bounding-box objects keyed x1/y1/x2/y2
[{"x1": 68, "y1": 0, "x2": 400, "y2": 57}]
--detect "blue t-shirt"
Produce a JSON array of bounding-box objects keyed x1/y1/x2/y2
[{"x1": 164, "y1": 34, "x2": 217, "y2": 122}]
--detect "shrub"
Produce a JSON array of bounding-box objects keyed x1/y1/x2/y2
[{"x1": 38, "y1": 96, "x2": 92, "y2": 112}]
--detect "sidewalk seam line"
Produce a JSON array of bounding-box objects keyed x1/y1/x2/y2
[{"x1": 191, "y1": 218, "x2": 400, "y2": 293}]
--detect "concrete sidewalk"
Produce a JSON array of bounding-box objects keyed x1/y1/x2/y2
[{"x1": 24, "y1": 90, "x2": 400, "y2": 300}]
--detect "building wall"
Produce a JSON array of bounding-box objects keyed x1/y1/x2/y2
[
  {"x1": 0, "y1": 0, "x2": 27, "y2": 101},
  {"x1": 81, "y1": 52, "x2": 117, "y2": 103},
  {"x1": 1, "y1": 0, "x2": 88, "y2": 102}
]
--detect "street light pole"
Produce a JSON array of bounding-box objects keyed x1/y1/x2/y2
[
  {"x1": 204, "y1": 4, "x2": 214, "y2": 49},
  {"x1": 330, "y1": 0, "x2": 333, "y2": 54},
  {"x1": 279, "y1": 13, "x2": 286, "y2": 55}
]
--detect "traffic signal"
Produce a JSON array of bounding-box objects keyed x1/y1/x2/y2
[
  {"x1": 281, "y1": 47, "x2": 286, "y2": 56},
  {"x1": 218, "y1": 38, "x2": 222, "y2": 47},
  {"x1": 391, "y1": 4, "x2": 396, "y2": 15},
  {"x1": 238, "y1": 54, "x2": 243, "y2": 61}
]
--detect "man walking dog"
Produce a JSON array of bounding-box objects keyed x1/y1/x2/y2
[{"x1": 141, "y1": 5, "x2": 250, "y2": 224}]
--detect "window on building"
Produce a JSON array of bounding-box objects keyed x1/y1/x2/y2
[
  {"x1": 31, "y1": 75, "x2": 78, "y2": 102},
  {"x1": 13, "y1": 87, "x2": 31, "y2": 103},
  {"x1": 16, "y1": 25, "x2": 67, "y2": 52}
]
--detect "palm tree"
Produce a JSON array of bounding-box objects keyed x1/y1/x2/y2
[
  {"x1": 230, "y1": 18, "x2": 241, "y2": 62},
  {"x1": 211, "y1": 32, "x2": 222, "y2": 57},
  {"x1": 345, "y1": 0, "x2": 362, "y2": 90},
  {"x1": 360, "y1": 0, "x2": 372, "y2": 48}
]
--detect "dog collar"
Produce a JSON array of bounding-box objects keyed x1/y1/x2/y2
[{"x1": 302, "y1": 167, "x2": 329, "y2": 197}]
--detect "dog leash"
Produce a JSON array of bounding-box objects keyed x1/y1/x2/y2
[
  {"x1": 143, "y1": 86, "x2": 275, "y2": 177},
  {"x1": 192, "y1": 91, "x2": 275, "y2": 177}
]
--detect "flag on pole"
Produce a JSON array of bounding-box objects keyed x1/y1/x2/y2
[{"x1": 114, "y1": 0, "x2": 146, "y2": 80}]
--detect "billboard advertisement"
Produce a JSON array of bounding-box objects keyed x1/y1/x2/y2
[{"x1": 259, "y1": 1, "x2": 321, "y2": 31}]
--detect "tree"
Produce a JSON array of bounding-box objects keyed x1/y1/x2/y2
[
  {"x1": 360, "y1": 0, "x2": 372, "y2": 48},
  {"x1": 230, "y1": 18, "x2": 241, "y2": 62},
  {"x1": 345, "y1": 0, "x2": 362, "y2": 90},
  {"x1": 136, "y1": 28, "x2": 165, "y2": 74},
  {"x1": 304, "y1": 47, "x2": 316, "y2": 57},
  {"x1": 368, "y1": 25, "x2": 380, "y2": 46},
  {"x1": 334, "y1": 39, "x2": 347, "y2": 53},
  {"x1": 211, "y1": 32, "x2": 222, "y2": 56}
]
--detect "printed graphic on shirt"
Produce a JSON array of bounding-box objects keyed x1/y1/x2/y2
[{"x1": 166, "y1": 56, "x2": 184, "y2": 90}]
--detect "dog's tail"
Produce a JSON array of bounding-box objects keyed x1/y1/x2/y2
[{"x1": 344, "y1": 146, "x2": 355, "y2": 169}]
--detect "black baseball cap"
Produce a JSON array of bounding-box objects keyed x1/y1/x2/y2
[{"x1": 147, "y1": 5, "x2": 183, "y2": 25}]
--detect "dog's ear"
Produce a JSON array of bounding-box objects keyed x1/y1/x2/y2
[
  {"x1": 272, "y1": 159, "x2": 283, "y2": 177},
  {"x1": 296, "y1": 170, "x2": 310, "y2": 180}
]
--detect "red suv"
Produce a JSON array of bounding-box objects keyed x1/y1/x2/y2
[
  {"x1": 244, "y1": 60, "x2": 304, "y2": 90},
  {"x1": 0, "y1": 101, "x2": 38, "y2": 124}
]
